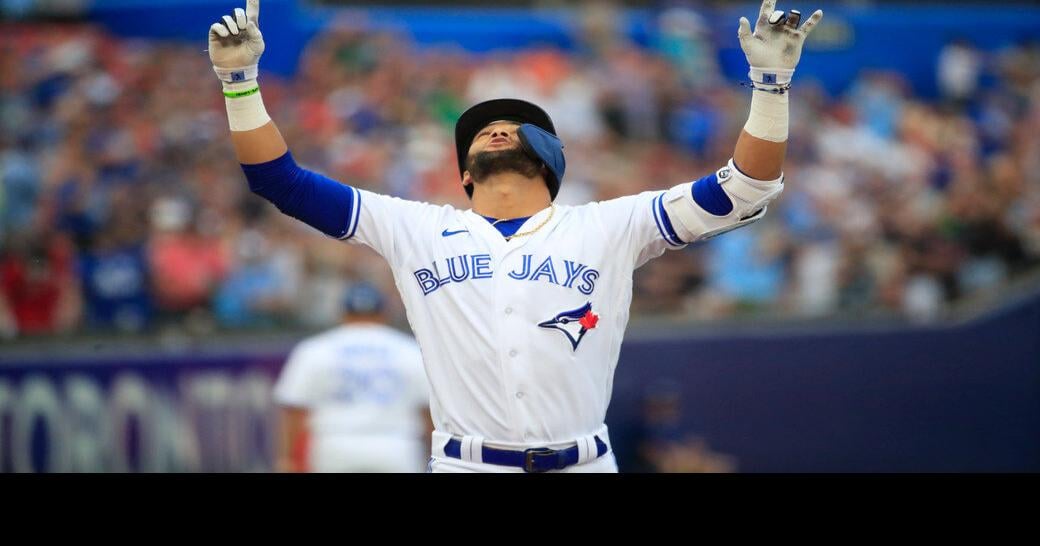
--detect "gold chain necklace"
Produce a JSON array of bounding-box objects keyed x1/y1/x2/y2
[{"x1": 497, "y1": 204, "x2": 555, "y2": 241}]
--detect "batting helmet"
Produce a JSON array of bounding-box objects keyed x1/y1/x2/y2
[{"x1": 454, "y1": 98, "x2": 566, "y2": 200}]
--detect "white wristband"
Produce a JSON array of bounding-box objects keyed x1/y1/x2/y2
[
  {"x1": 743, "y1": 89, "x2": 788, "y2": 143},
  {"x1": 222, "y1": 80, "x2": 271, "y2": 132}
]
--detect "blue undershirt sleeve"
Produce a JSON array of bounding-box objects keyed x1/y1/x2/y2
[{"x1": 240, "y1": 151, "x2": 357, "y2": 239}]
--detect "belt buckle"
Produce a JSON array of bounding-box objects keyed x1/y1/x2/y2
[{"x1": 523, "y1": 447, "x2": 560, "y2": 473}]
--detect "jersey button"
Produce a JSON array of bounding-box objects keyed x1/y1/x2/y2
[
  {"x1": 515, "y1": 392, "x2": 524, "y2": 399},
  {"x1": 505, "y1": 307, "x2": 513, "y2": 315},
  {"x1": 509, "y1": 349, "x2": 518, "y2": 357}
]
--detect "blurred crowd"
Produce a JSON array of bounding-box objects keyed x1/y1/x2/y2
[{"x1": 2, "y1": 8, "x2": 1039, "y2": 340}]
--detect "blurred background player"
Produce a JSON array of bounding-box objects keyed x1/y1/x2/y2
[{"x1": 273, "y1": 281, "x2": 431, "y2": 473}]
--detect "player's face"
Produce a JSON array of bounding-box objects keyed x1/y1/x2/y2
[
  {"x1": 463, "y1": 120, "x2": 543, "y2": 186},
  {"x1": 468, "y1": 120, "x2": 521, "y2": 156}
]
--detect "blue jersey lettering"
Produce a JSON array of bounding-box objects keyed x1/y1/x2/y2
[
  {"x1": 508, "y1": 255, "x2": 533, "y2": 280},
  {"x1": 577, "y1": 269, "x2": 599, "y2": 295},
  {"x1": 529, "y1": 256, "x2": 560, "y2": 285}
]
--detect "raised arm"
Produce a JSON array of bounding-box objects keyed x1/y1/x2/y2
[
  {"x1": 208, "y1": 0, "x2": 287, "y2": 163},
  {"x1": 208, "y1": 0, "x2": 360, "y2": 239},
  {"x1": 636, "y1": 1, "x2": 823, "y2": 251},
  {"x1": 733, "y1": 1, "x2": 823, "y2": 180}
]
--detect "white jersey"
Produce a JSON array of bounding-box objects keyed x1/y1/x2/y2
[
  {"x1": 273, "y1": 323, "x2": 430, "y2": 472},
  {"x1": 338, "y1": 187, "x2": 685, "y2": 448}
]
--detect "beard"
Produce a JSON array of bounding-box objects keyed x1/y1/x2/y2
[{"x1": 465, "y1": 146, "x2": 543, "y2": 184}]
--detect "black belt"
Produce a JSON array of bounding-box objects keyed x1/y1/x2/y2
[{"x1": 444, "y1": 436, "x2": 608, "y2": 473}]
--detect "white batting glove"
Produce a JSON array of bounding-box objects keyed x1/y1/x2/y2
[
  {"x1": 208, "y1": 0, "x2": 265, "y2": 83},
  {"x1": 737, "y1": 0, "x2": 823, "y2": 92}
]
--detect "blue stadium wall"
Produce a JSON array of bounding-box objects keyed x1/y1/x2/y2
[
  {"x1": 608, "y1": 293, "x2": 1040, "y2": 472},
  {"x1": 1, "y1": 289, "x2": 1037, "y2": 472},
  {"x1": 80, "y1": 0, "x2": 1040, "y2": 98}
]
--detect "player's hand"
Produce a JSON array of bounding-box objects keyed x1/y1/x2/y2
[
  {"x1": 737, "y1": 0, "x2": 822, "y2": 88},
  {"x1": 208, "y1": 0, "x2": 265, "y2": 83}
]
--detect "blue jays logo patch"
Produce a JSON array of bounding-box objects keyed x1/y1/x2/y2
[{"x1": 538, "y1": 302, "x2": 600, "y2": 351}]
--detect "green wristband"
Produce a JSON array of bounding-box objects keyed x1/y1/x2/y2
[{"x1": 223, "y1": 86, "x2": 260, "y2": 99}]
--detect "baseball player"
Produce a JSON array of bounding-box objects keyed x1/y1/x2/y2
[
  {"x1": 209, "y1": 0, "x2": 821, "y2": 472},
  {"x1": 273, "y1": 281, "x2": 431, "y2": 473}
]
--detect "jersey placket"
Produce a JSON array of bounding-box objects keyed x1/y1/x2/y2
[
  {"x1": 494, "y1": 250, "x2": 531, "y2": 440},
  {"x1": 450, "y1": 210, "x2": 516, "y2": 439},
  {"x1": 465, "y1": 208, "x2": 555, "y2": 442}
]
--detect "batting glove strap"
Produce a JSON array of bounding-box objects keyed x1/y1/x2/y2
[
  {"x1": 213, "y1": 64, "x2": 259, "y2": 84},
  {"x1": 748, "y1": 66, "x2": 795, "y2": 87}
]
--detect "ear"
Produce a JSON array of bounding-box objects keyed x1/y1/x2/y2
[{"x1": 462, "y1": 171, "x2": 473, "y2": 188}]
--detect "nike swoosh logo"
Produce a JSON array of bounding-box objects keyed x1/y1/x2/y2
[{"x1": 441, "y1": 229, "x2": 469, "y2": 237}]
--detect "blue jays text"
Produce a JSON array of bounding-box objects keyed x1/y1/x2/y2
[{"x1": 413, "y1": 254, "x2": 600, "y2": 296}]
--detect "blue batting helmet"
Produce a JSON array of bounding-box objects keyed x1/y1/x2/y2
[{"x1": 455, "y1": 98, "x2": 566, "y2": 200}]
